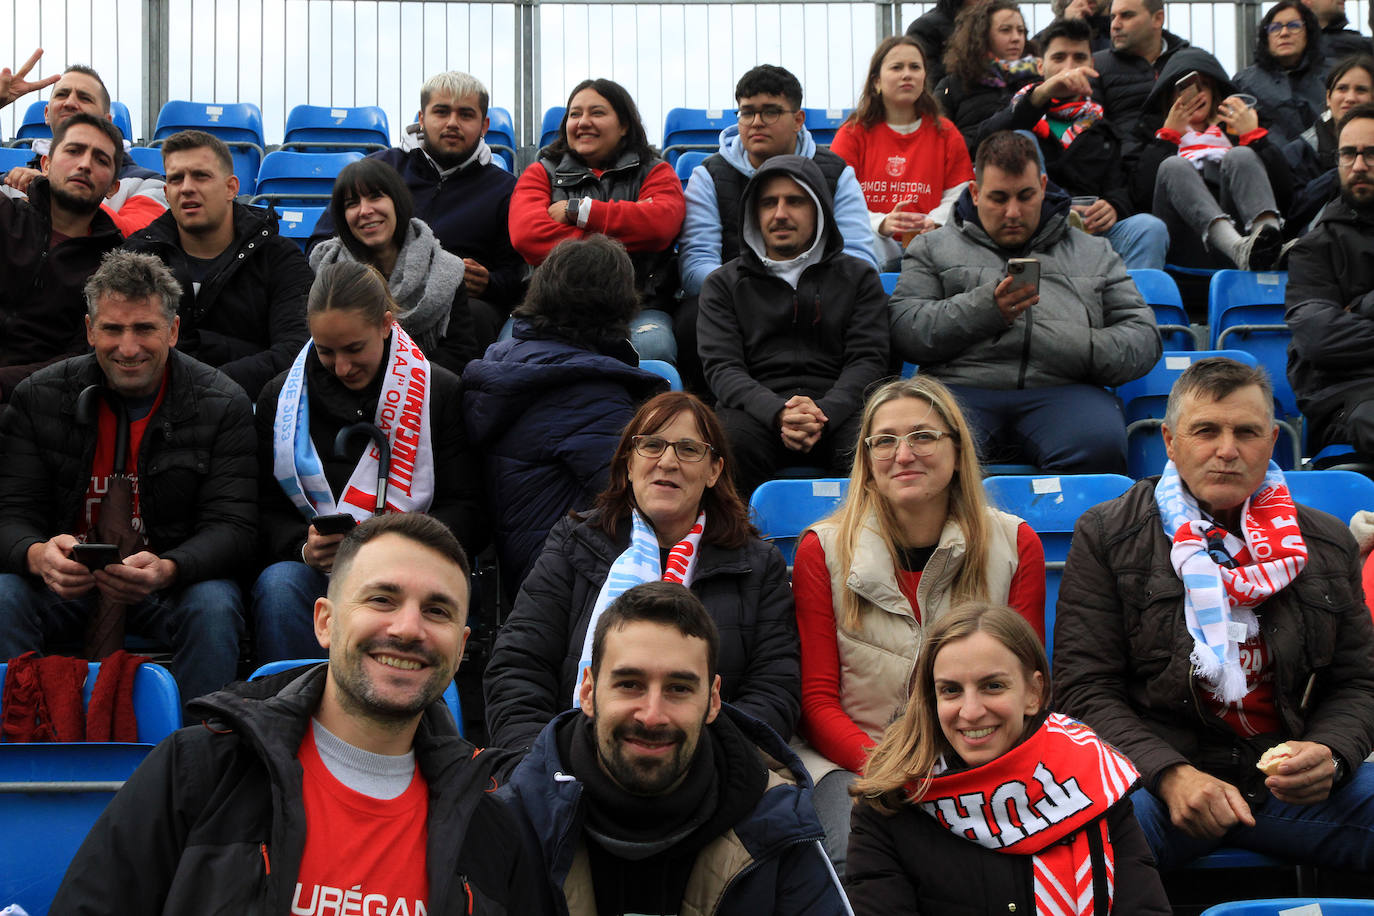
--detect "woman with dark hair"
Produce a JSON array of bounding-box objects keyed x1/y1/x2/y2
[
  {"x1": 844, "y1": 603, "x2": 1170, "y2": 915},
  {"x1": 508, "y1": 78, "x2": 685, "y2": 362},
  {"x1": 463, "y1": 236, "x2": 668, "y2": 600},
  {"x1": 1234, "y1": 0, "x2": 1327, "y2": 146},
  {"x1": 831, "y1": 36, "x2": 974, "y2": 267},
  {"x1": 308, "y1": 157, "x2": 478, "y2": 374},
  {"x1": 250, "y1": 261, "x2": 484, "y2": 663},
  {"x1": 1286, "y1": 54, "x2": 1374, "y2": 186},
  {"x1": 936, "y1": 0, "x2": 1039, "y2": 156},
  {"x1": 792, "y1": 377, "x2": 1044, "y2": 875},
  {"x1": 484, "y1": 391, "x2": 800, "y2": 750},
  {"x1": 1134, "y1": 48, "x2": 1293, "y2": 270}
]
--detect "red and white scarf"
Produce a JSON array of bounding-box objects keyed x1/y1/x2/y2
[
  {"x1": 915, "y1": 714, "x2": 1139, "y2": 915},
  {"x1": 1012, "y1": 83, "x2": 1105, "y2": 148},
  {"x1": 1179, "y1": 123, "x2": 1231, "y2": 169}
]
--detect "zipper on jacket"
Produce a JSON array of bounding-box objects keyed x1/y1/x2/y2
[
  {"x1": 1016, "y1": 289, "x2": 1033, "y2": 390},
  {"x1": 460, "y1": 874, "x2": 473, "y2": 914},
  {"x1": 261, "y1": 842, "x2": 271, "y2": 874}
]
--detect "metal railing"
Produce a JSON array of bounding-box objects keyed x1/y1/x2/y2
[{"x1": 3, "y1": 0, "x2": 1369, "y2": 152}]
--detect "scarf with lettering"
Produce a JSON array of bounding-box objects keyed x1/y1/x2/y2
[
  {"x1": 272, "y1": 326, "x2": 435, "y2": 521},
  {"x1": 1154, "y1": 460, "x2": 1306, "y2": 703},
  {"x1": 1012, "y1": 82, "x2": 1105, "y2": 148},
  {"x1": 572, "y1": 510, "x2": 705, "y2": 706},
  {"x1": 915, "y1": 713, "x2": 1139, "y2": 916}
]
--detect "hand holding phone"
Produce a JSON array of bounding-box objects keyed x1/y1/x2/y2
[
  {"x1": 311, "y1": 512, "x2": 357, "y2": 536},
  {"x1": 996, "y1": 258, "x2": 1041, "y2": 324}
]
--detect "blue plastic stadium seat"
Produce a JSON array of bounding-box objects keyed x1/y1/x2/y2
[
  {"x1": 127, "y1": 146, "x2": 165, "y2": 172},
  {"x1": 1200, "y1": 898, "x2": 1374, "y2": 916},
  {"x1": 880, "y1": 272, "x2": 900, "y2": 295},
  {"x1": 486, "y1": 106, "x2": 517, "y2": 172},
  {"x1": 540, "y1": 106, "x2": 565, "y2": 150},
  {"x1": 281, "y1": 104, "x2": 390, "y2": 153},
  {"x1": 0, "y1": 146, "x2": 36, "y2": 171},
  {"x1": 1129, "y1": 267, "x2": 1194, "y2": 351},
  {"x1": 250, "y1": 150, "x2": 362, "y2": 207},
  {"x1": 109, "y1": 101, "x2": 134, "y2": 145},
  {"x1": 748, "y1": 478, "x2": 849, "y2": 566},
  {"x1": 271, "y1": 204, "x2": 327, "y2": 252},
  {"x1": 640, "y1": 359, "x2": 683, "y2": 391},
  {"x1": 151, "y1": 100, "x2": 267, "y2": 194},
  {"x1": 661, "y1": 107, "x2": 736, "y2": 166},
  {"x1": 1116, "y1": 349, "x2": 1300, "y2": 479},
  {"x1": 1285, "y1": 469, "x2": 1374, "y2": 519},
  {"x1": 9, "y1": 99, "x2": 49, "y2": 146},
  {"x1": 674, "y1": 150, "x2": 709, "y2": 189},
  {"x1": 983, "y1": 473, "x2": 1134, "y2": 657},
  {"x1": 1309, "y1": 442, "x2": 1374, "y2": 473},
  {"x1": 249, "y1": 660, "x2": 463, "y2": 736},
  {"x1": 0, "y1": 660, "x2": 181, "y2": 915},
  {"x1": 802, "y1": 107, "x2": 852, "y2": 147}
]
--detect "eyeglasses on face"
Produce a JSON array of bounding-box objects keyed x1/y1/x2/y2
[
  {"x1": 631, "y1": 435, "x2": 715, "y2": 462},
  {"x1": 1266, "y1": 20, "x2": 1305, "y2": 34},
  {"x1": 1337, "y1": 146, "x2": 1374, "y2": 167},
  {"x1": 864, "y1": 429, "x2": 954, "y2": 459},
  {"x1": 737, "y1": 106, "x2": 793, "y2": 126}
]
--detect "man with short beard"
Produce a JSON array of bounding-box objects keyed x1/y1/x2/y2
[
  {"x1": 500, "y1": 581, "x2": 849, "y2": 916},
  {"x1": 52, "y1": 513, "x2": 544, "y2": 915},
  {"x1": 0, "y1": 112, "x2": 124, "y2": 401},
  {"x1": 308, "y1": 71, "x2": 524, "y2": 343},
  {"x1": 1287, "y1": 103, "x2": 1374, "y2": 459}
]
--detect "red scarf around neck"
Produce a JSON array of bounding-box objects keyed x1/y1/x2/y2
[{"x1": 913, "y1": 713, "x2": 1139, "y2": 915}]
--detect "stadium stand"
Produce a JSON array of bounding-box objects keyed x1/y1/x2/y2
[
  {"x1": 539, "y1": 105, "x2": 565, "y2": 150},
  {"x1": 249, "y1": 149, "x2": 362, "y2": 206},
  {"x1": 279, "y1": 104, "x2": 390, "y2": 153},
  {"x1": 486, "y1": 106, "x2": 517, "y2": 171},
  {"x1": 150, "y1": 100, "x2": 267, "y2": 194},
  {"x1": 661, "y1": 107, "x2": 736, "y2": 166},
  {"x1": 748, "y1": 477, "x2": 848, "y2": 567},
  {"x1": 1130, "y1": 267, "x2": 1196, "y2": 351},
  {"x1": 801, "y1": 107, "x2": 850, "y2": 146}
]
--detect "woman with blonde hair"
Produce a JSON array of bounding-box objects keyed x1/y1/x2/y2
[
  {"x1": 791, "y1": 376, "x2": 1044, "y2": 874},
  {"x1": 845, "y1": 602, "x2": 1169, "y2": 915}
]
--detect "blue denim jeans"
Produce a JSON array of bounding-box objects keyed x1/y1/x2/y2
[
  {"x1": 1129, "y1": 763, "x2": 1374, "y2": 871},
  {"x1": 0, "y1": 572, "x2": 244, "y2": 718},
  {"x1": 945, "y1": 383, "x2": 1128, "y2": 474},
  {"x1": 250, "y1": 561, "x2": 330, "y2": 665},
  {"x1": 1104, "y1": 214, "x2": 1169, "y2": 271}
]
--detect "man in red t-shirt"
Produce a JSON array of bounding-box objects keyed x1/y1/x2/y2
[{"x1": 52, "y1": 513, "x2": 546, "y2": 914}]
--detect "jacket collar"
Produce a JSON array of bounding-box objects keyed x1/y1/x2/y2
[{"x1": 951, "y1": 181, "x2": 1072, "y2": 256}]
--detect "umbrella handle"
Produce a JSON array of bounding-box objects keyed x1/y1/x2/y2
[
  {"x1": 334, "y1": 422, "x2": 391, "y2": 515},
  {"x1": 77, "y1": 385, "x2": 131, "y2": 475}
]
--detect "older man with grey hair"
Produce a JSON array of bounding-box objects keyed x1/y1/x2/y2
[
  {"x1": 0, "y1": 249, "x2": 256, "y2": 715},
  {"x1": 308, "y1": 70, "x2": 525, "y2": 341},
  {"x1": 1054, "y1": 355, "x2": 1374, "y2": 871}
]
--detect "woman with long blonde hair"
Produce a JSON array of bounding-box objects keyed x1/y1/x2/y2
[
  {"x1": 845, "y1": 603, "x2": 1168, "y2": 915},
  {"x1": 791, "y1": 376, "x2": 1044, "y2": 874}
]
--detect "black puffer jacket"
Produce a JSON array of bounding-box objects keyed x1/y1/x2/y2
[
  {"x1": 697, "y1": 155, "x2": 889, "y2": 434},
  {"x1": 255, "y1": 335, "x2": 487, "y2": 562},
  {"x1": 124, "y1": 203, "x2": 312, "y2": 399},
  {"x1": 1090, "y1": 30, "x2": 1191, "y2": 156},
  {"x1": 936, "y1": 67, "x2": 1041, "y2": 157},
  {"x1": 50, "y1": 665, "x2": 545, "y2": 915},
  {"x1": 1053, "y1": 479, "x2": 1374, "y2": 801},
  {"x1": 0, "y1": 350, "x2": 256, "y2": 585},
  {"x1": 906, "y1": 0, "x2": 962, "y2": 87},
  {"x1": 484, "y1": 509, "x2": 800, "y2": 750},
  {"x1": 0, "y1": 178, "x2": 123, "y2": 399},
  {"x1": 1285, "y1": 197, "x2": 1374, "y2": 448}
]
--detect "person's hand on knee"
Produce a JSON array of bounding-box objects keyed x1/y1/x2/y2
[
  {"x1": 1158, "y1": 763, "x2": 1255, "y2": 838},
  {"x1": 1264, "y1": 740, "x2": 1338, "y2": 805}
]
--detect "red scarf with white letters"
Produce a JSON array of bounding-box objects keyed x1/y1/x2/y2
[{"x1": 912, "y1": 714, "x2": 1139, "y2": 915}]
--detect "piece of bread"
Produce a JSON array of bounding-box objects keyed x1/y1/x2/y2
[{"x1": 1256, "y1": 743, "x2": 1295, "y2": 776}]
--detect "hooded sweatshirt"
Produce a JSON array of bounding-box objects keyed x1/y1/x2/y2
[
  {"x1": 680, "y1": 123, "x2": 878, "y2": 294},
  {"x1": 697, "y1": 154, "x2": 890, "y2": 432}
]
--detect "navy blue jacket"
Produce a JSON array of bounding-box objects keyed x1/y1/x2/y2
[
  {"x1": 310, "y1": 146, "x2": 525, "y2": 307},
  {"x1": 462, "y1": 323, "x2": 666, "y2": 597},
  {"x1": 498, "y1": 705, "x2": 850, "y2": 916}
]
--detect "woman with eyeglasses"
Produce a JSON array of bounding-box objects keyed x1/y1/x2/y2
[
  {"x1": 509, "y1": 78, "x2": 685, "y2": 363},
  {"x1": 1133, "y1": 48, "x2": 1294, "y2": 271},
  {"x1": 844, "y1": 602, "x2": 1170, "y2": 916},
  {"x1": 1234, "y1": 0, "x2": 1326, "y2": 147},
  {"x1": 484, "y1": 390, "x2": 800, "y2": 750},
  {"x1": 791, "y1": 377, "x2": 1044, "y2": 875},
  {"x1": 935, "y1": 0, "x2": 1039, "y2": 157},
  {"x1": 831, "y1": 35, "x2": 974, "y2": 268}
]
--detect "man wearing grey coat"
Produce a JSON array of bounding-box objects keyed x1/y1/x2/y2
[{"x1": 889, "y1": 131, "x2": 1160, "y2": 474}]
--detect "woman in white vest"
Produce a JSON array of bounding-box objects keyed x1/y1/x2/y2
[
  {"x1": 791, "y1": 375, "x2": 1045, "y2": 874},
  {"x1": 250, "y1": 261, "x2": 485, "y2": 663}
]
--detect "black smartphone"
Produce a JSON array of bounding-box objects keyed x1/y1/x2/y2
[
  {"x1": 311, "y1": 512, "x2": 357, "y2": 536},
  {"x1": 1007, "y1": 258, "x2": 1040, "y2": 296},
  {"x1": 71, "y1": 543, "x2": 122, "y2": 571}
]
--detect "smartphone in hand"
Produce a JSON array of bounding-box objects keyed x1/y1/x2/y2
[
  {"x1": 311, "y1": 512, "x2": 358, "y2": 536},
  {"x1": 71, "y1": 543, "x2": 122, "y2": 571},
  {"x1": 1007, "y1": 258, "x2": 1040, "y2": 297}
]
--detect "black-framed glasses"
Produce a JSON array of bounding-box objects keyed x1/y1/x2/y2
[
  {"x1": 1265, "y1": 20, "x2": 1304, "y2": 34},
  {"x1": 864, "y1": 430, "x2": 954, "y2": 460},
  {"x1": 1337, "y1": 146, "x2": 1374, "y2": 168},
  {"x1": 737, "y1": 106, "x2": 793, "y2": 126},
  {"x1": 631, "y1": 435, "x2": 715, "y2": 462}
]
